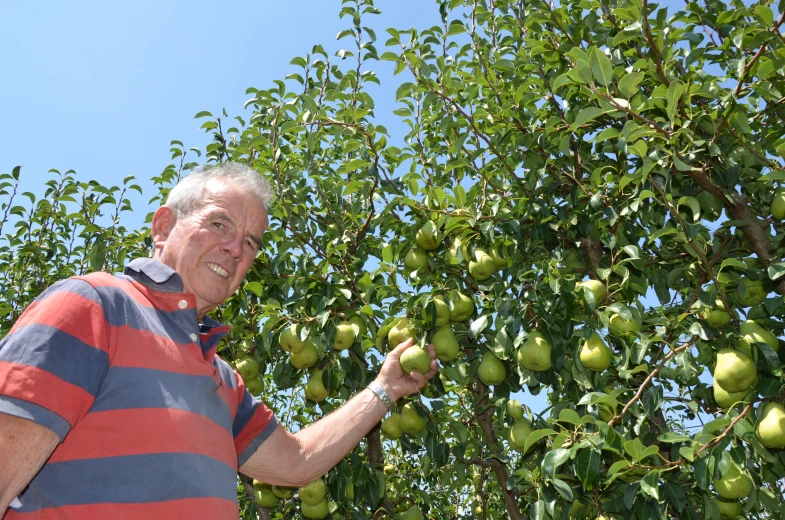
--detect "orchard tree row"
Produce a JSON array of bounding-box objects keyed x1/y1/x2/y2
[{"x1": 3, "y1": 0, "x2": 785, "y2": 518}]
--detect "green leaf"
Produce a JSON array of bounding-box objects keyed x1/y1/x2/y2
[
  {"x1": 395, "y1": 82, "x2": 413, "y2": 101},
  {"x1": 244, "y1": 281, "x2": 264, "y2": 297},
  {"x1": 575, "y1": 448, "x2": 601, "y2": 488},
  {"x1": 640, "y1": 470, "x2": 660, "y2": 500},
  {"x1": 193, "y1": 111, "x2": 213, "y2": 119},
  {"x1": 666, "y1": 80, "x2": 687, "y2": 121},
  {"x1": 590, "y1": 47, "x2": 614, "y2": 86},
  {"x1": 729, "y1": 110, "x2": 751, "y2": 134},
  {"x1": 542, "y1": 448, "x2": 570, "y2": 477},
  {"x1": 551, "y1": 478, "x2": 574, "y2": 501},
  {"x1": 618, "y1": 72, "x2": 644, "y2": 98},
  {"x1": 558, "y1": 408, "x2": 581, "y2": 425},
  {"x1": 524, "y1": 429, "x2": 558, "y2": 454},
  {"x1": 469, "y1": 315, "x2": 490, "y2": 340},
  {"x1": 759, "y1": 171, "x2": 785, "y2": 181},
  {"x1": 570, "y1": 108, "x2": 611, "y2": 131},
  {"x1": 767, "y1": 262, "x2": 785, "y2": 281},
  {"x1": 89, "y1": 238, "x2": 108, "y2": 272},
  {"x1": 658, "y1": 432, "x2": 691, "y2": 443}
]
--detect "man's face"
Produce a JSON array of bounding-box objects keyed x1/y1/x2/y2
[{"x1": 152, "y1": 178, "x2": 268, "y2": 317}]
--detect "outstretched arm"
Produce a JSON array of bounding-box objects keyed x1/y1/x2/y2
[{"x1": 239, "y1": 338, "x2": 437, "y2": 486}]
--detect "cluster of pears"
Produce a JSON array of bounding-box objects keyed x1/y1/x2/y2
[
  {"x1": 279, "y1": 324, "x2": 319, "y2": 369},
  {"x1": 254, "y1": 478, "x2": 331, "y2": 519},
  {"x1": 505, "y1": 400, "x2": 536, "y2": 454},
  {"x1": 390, "y1": 292, "x2": 475, "y2": 376},
  {"x1": 236, "y1": 348, "x2": 263, "y2": 395},
  {"x1": 298, "y1": 478, "x2": 330, "y2": 519},
  {"x1": 402, "y1": 221, "x2": 442, "y2": 272},
  {"x1": 711, "y1": 320, "x2": 779, "y2": 409},
  {"x1": 381, "y1": 402, "x2": 427, "y2": 439}
]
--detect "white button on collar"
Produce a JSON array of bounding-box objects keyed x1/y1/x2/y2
[
  {"x1": 189, "y1": 333, "x2": 198, "y2": 342},
  {"x1": 178, "y1": 300, "x2": 188, "y2": 309}
]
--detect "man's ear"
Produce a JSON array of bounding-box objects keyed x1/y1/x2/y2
[{"x1": 150, "y1": 206, "x2": 177, "y2": 256}]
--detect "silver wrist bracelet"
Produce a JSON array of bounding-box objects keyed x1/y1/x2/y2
[{"x1": 367, "y1": 381, "x2": 394, "y2": 410}]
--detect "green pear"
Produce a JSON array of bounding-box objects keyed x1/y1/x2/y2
[
  {"x1": 403, "y1": 247, "x2": 429, "y2": 271},
  {"x1": 388, "y1": 318, "x2": 416, "y2": 349},
  {"x1": 506, "y1": 399, "x2": 524, "y2": 420},
  {"x1": 305, "y1": 370, "x2": 329, "y2": 402},
  {"x1": 468, "y1": 248, "x2": 496, "y2": 281},
  {"x1": 580, "y1": 332, "x2": 612, "y2": 371},
  {"x1": 449, "y1": 292, "x2": 475, "y2": 322},
  {"x1": 245, "y1": 376, "x2": 263, "y2": 395},
  {"x1": 714, "y1": 497, "x2": 742, "y2": 520},
  {"x1": 398, "y1": 505, "x2": 425, "y2": 520},
  {"x1": 489, "y1": 241, "x2": 509, "y2": 269},
  {"x1": 739, "y1": 320, "x2": 779, "y2": 354},
  {"x1": 383, "y1": 464, "x2": 395, "y2": 476},
  {"x1": 236, "y1": 355, "x2": 260, "y2": 380},
  {"x1": 702, "y1": 300, "x2": 733, "y2": 328},
  {"x1": 508, "y1": 419, "x2": 534, "y2": 453},
  {"x1": 348, "y1": 314, "x2": 367, "y2": 336},
  {"x1": 698, "y1": 190, "x2": 723, "y2": 221},
  {"x1": 713, "y1": 378, "x2": 751, "y2": 409},
  {"x1": 713, "y1": 461, "x2": 753, "y2": 499},
  {"x1": 609, "y1": 313, "x2": 641, "y2": 335},
  {"x1": 399, "y1": 402, "x2": 426, "y2": 435},
  {"x1": 422, "y1": 295, "x2": 450, "y2": 327},
  {"x1": 714, "y1": 348, "x2": 757, "y2": 393},
  {"x1": 272, "y1": 485, "x2": 295, "y2": 499},
  {"x1": 477, "y1": 351, "x2": 506, "y2": 386},
  {"x1": 299, "y1": 478, "x2": 328, "y2": 506},
  {"x1": 290, "y1": 339, "x2": 319, "y2": 370},
  {"x1": 576, "y1": 279, "x2": 606, "y2": 304},
  {"x1": 333, "y1": 320, "x2": 357, "y2": 350},
  {"x1": 756, "y1": 402, "x2": 785, "y2": 449},
  {"x1": 432, "y1": 325, "x2": 460, "y2": 362},
  {"x1": 279, "y1": 324, "x2": 305, "y2": 354},
  {"x1": 735, "y1": 276, "x2": 767, "y2": 307},
  {"x1": 345, "y1": 479, "x2": 354, "y2": 500},
  {"x1": 301, "y1": 498, "x2": 329, "y2": 519},
  {"x1": 381, "y1": 412, "x2": 403, "y2": 440},
  {"x1": 516, "y1": 331, "x2": 552, "y2": 371},
  {"x1": 253, "y1": 480, "x2": 279, "y2": 508},
  {"x1": 772, "y1": 189, "x2": 785, "y2": 220},
  {"x1": 416, "y1": 221, "x2": 442, "y2": 251},
  {"x1": 400, "y1": 345, "x2": 432, "y2": 375}
]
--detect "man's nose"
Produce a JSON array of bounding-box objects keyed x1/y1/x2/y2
[{"x1": 222, "y1": 235, "x2": 243, "y2": 258}]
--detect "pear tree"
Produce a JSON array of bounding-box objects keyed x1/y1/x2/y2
[{"x1": 3, "y1": 0, "x2": 785, "y2": 518}]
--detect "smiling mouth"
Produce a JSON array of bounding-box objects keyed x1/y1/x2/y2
[{"x1": 206, "y1": 262, "x2": 229, "y2": 278}]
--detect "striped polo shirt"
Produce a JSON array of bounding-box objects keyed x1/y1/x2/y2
[{"x1": 0, "y1": 258, "x2": 278, "y2": 519}]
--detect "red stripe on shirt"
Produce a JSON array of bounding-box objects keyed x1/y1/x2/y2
[
  {"x1": 4, "y1": 497, "x2": 239, "y2": 520},
  {"x1": 46, "y1": 408, "x2": 238, "y2": 468},
  {"x1": 0, "y1": 361, "x2": 94, "y2": 425},
  {"x1": 11, "y1": 292, "x2": 109, "y2": 354}
]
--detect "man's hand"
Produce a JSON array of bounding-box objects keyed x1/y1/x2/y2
[{"x1": 375, "y1": 338, "x2": 439, "y2": 402}]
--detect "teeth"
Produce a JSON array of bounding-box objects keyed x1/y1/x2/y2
[{"x1": 207, "y1": 263, "x2": 229, "y2": 277}]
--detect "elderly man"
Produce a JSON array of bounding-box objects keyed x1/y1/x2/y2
[{"x1": 0, "y1": 163, "x2": 437, "y2": 519}]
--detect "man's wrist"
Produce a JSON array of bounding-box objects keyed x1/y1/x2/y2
[{"x1": 367, "y1": 380, "x2": 396, "y2": 410}]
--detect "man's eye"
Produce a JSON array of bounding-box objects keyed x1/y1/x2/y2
[{"x1": 213, "y1": 222, "x2": 224, "y2": 229}]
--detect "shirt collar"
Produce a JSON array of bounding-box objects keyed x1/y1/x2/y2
[{"x1": 124, "y1": 258, "x2": 184, "y2": 293}]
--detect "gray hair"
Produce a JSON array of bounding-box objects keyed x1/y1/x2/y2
[{"x1": 165, "y1": 162, "x2": 274, "y2": 217}]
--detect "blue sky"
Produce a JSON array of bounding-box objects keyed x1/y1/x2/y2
[{"x1": 0, "y1": 0, "x2": 442, "y2": 228}]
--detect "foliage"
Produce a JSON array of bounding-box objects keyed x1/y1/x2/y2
[{"x1": 4, "y1": 0, "x2": 785, "y2": 518}]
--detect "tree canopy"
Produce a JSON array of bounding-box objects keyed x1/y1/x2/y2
[{"x1": 3, "y1": 0, "x2": 785, "y2": 518}]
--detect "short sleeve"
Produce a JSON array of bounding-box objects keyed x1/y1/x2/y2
[
  {"x1": 0, "y1": 278, "x2": 111, "y2": 440},
  {"x1": 231, "y1": 371, "x2": 279, "y2": 467}
]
